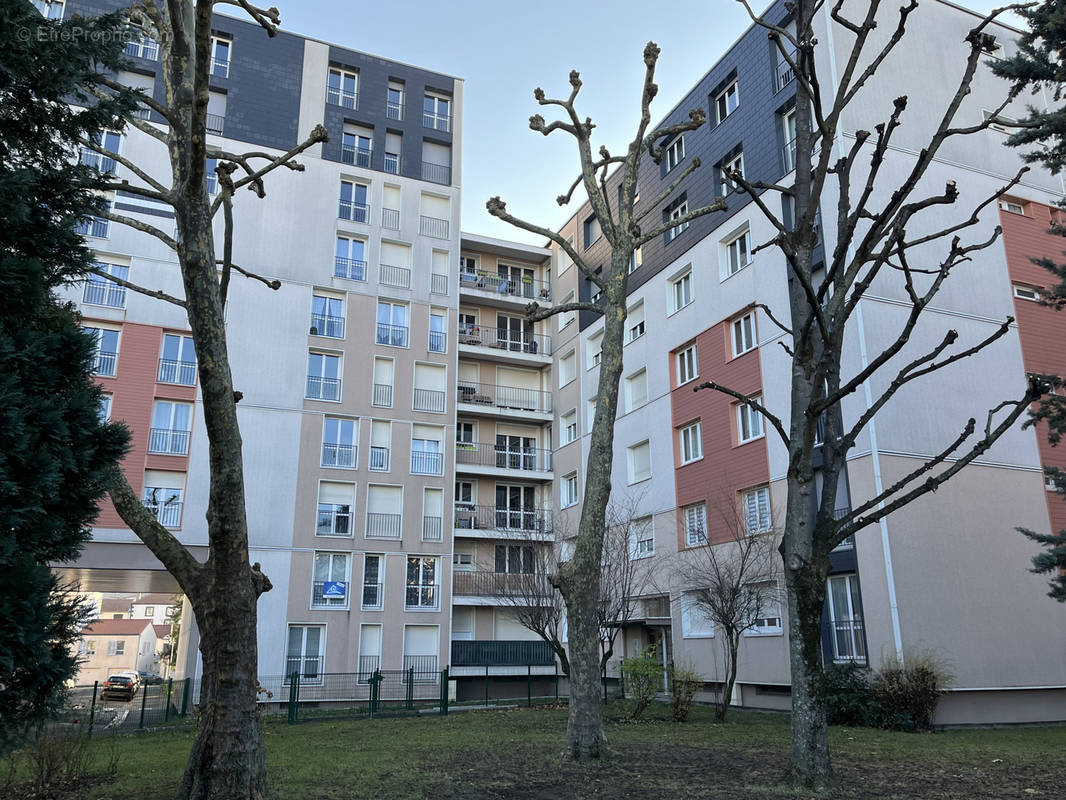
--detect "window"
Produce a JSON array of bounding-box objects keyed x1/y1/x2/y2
[
  {"x1": 626, "y1": 302, "x2": 645, "y2": 342},
  {"x1": 629, "y1": 517, "x2": 654, "y2": 559},
  {"x1": 732, "y1": 312, "x2": 756, "y2": 356},
  {"x1": 782, "y1": 108, "x2": 797, "y2": 171},
  {"x1": 99, "y1": 394, "x2": 112, "y2": 423},
  {"x1": 587, "y1": 332, "x2": 602, "y2": 368},
  {"x1": 423, "y1": 94, "x2": 451, "y2": 131},
  {"x1": 316, "y1": 482, "x2": 354, "y2": 536},
  {"x1": 587, "y1": 399, "x2": 598, "y2": 430},
  {"x1": 311, "y1": 294, "x2": 345, "y2": 338},
  {"x1": 148, "y1": 400, "x2": 192, "y2": 455},
  {"x1": 562, "y1": 472, "x2": 579, "y2": 508},
  {"x1": 386, "y1": 82, "x2": 404, "y2": 120},
  {"x1": 206, "y1": 91, "x2": 226, "y2": 134},
  {"x1": 680, "y1": 421, "x2": 703, "y2": 464},
  {"x1": 1013, "y1": 283, "x2": 1040, "y2": 301},
  {"x1": 827, "y1": 574, "x2": 866, "y2": 663},
  {"x1": 335, "y1": 236, "x2": 366, "y2": 281},
  {"x1": 724, "y1": 228, "x2": 752, "y2": 276},
  {"x1": 124, "y1": 30, "x2": 158, "y2": 60},
  {"x1": 85, "y1": 640, "x2": 96, "y2": 655},
  {"x1": 84, "y1": 261, "x2": 128, "y2": 307},
  {"x1": 684, "y1": 503, "x2": 707, "y2": 546},
  {"x1": 322, "y1": 417, "x2": 357, "y2": 468},
  {"x1": 405, "y1": 556, "x2": 439, "y2": 609},
  {"x1": 628, "y1": 247, "x2": 643, "y2": 274},
  {"x1": 107, "y1": 640, "x2": 125, "y2": 656},
  {"x1": 362, "y1": 554, "x2": 383, "y2": 609},
  {"x1": 429, "y1": 310, "x2": 447, "y2": 353},
  {"x1": 495, "y1": 544, "x2": 535, "y2": 574},
  {"x1": 32, "y1": 1, "x2": 65, "y2": 19},
  {"x1": 286, "y1": 625, "x2": 323, "y2": 680},
  {"x1": 715, "y1": 80, "x2": 739, "y2": 124},
  {"x1": 367, "y1": 484, "x2": 402, "y2": 538},
  {"x1": 411, "y1": 426, "x2": 444, "y2": 475},
  {"x1": 561, "y1": 292, "x2": 576, "y2": 329},
  {"x1": 342, "y1": 127, "x2": 372, "y2": 168},
  {"x1": 737, "y1": 396, "x2": 764, "y2": 443},
  {"x1": 413, "y1": 364, "x2": 446, "y2": 412},
  {"x1": 312, "y1": 552, "x2": 350, "y2": 609},
  {"x1": 743, "y1": 486, "x2": 772, "y2": 534},
  {"x1": 681, "y1": 591, "x2": 714, "y2": 637},
  {"x1": 338, "y1": 180, "x2": 369, "y2": 223},
  {"x1": 561, "y1": 410, "x2": 577, "y2": 446},
  {"x1": 627, "y1": 440, "x2": 651, "y2": 483},
  {"x1": 625, "y1": 369, "x2": 648, "y2": 411},
  {"x1": 459, "y1": 254, "x2": 479, "y2": 281},
  {"x1": 74, "y1": 197, "x2": 111, "y2": 239},
  {"x1": 306, "y1": 352, "x2": 341, "y2": 401},
  {"x1": 327, "y1": 67, "x2": 358, "y2": 108},
  {"x1": 559, "y1": 350, "x2": 576, "y2": 386},
  {"x1": 676, "y1": 344, "x2": 698, "y2": 385},
  {"x1": 744, "y1": 581, "x2": 782, "y2": 635},
  {"x1": 158, "y1": 333, "x2": 196, "y2": 384},
  {"x1": 583, "y1": 214, "x2": 601, "y2": 249},
  {"x1": 670, "y1": 271, "x2": 693, "y2": 313},
  {"x1": 667, "y1": 200, "x2": 689, "y2": 242},
  {"x1": 720, "y1": 152, "x2": 744, "y2": 195},
  {"x1": 376, "y1": 301, "x2": 409, "y2": 348},
  {"x1": 205, "y1": 157, "x2": 218, "y2": 195},
  {"x1": 999, "y1": 197, "x2": 1026, "y2": 214},
  {"x1": 452, "y1": 550, "x2": 473, "y2": 570},
  {"x1": 384, "y1": 131, "x2": 402, "y2": 174},
  {"x1": 210, "y1": 36, "x2": 231, "y2": 78},
  {"x1": 369, "y1": 421, "x2": 391, "y2": 472},
  {"x1": 85, "y1": 327, "x2": 119, "y2": 377},
  {"x1": 142, "y1": 482, "x2": 183, "y2": 528},
  {"x1": 665, "y1": 136, "x2": 685, "y2": 171},
  {"x1": 142, "y1": 606, "x2": 155, "y2": 617},
  {"x1": 80, "y1": 130, "x2": 121, "y2": 174}
]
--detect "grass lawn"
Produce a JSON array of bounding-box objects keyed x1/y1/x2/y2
[{"x1": 10, "y1": 703, "x2": 1066, "y2": 799}]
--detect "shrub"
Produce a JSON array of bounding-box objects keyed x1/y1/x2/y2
[
  {"x1": 872, "y1": 651, "x2": 952, "y2": 732},
  {"x1": 669, "y1": 663, "x2": 702, "y2": 722},
  {"x1": 620, "y1": 645, "x2": 661, "y2": 720},
  {"x1": 820, "y1": 662, "x2": 880, "y2": 727}
]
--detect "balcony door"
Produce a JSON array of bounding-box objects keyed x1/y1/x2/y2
[
  {"x1": 497, "y1": 264, "x2": 535, "y2": 298},
  {"x1": 495, "y1": 484, "x2": 535, "y2": 531},
  {"x1": 495, "y1": 434, "x2": 535, "y2": 470},
  {"x1": 496, "y1": 314, "x2": 532, "y2": 351}
]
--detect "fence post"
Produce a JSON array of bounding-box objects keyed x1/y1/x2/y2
[
  {"x1": 164, "y1": 678, "x2": 173, "y2": 722},
  {"x1": 484, "y1": 664, "x2": 489, "y2": 707},
  {"x1": 287, "y1": 671, "x2": 298, "y2": 724},
  {"x1": 406, "y1": 667, "x2": 414, "y2": 711},
  {"x1": 88, "y1": 681, "x2": 98, "y2": 736},
  {"x1": 138, "y1": 682, "x2": 149, "y2": 728},
  {"x1": 370, "y1": 669, "x2": 380, "y2": 717},
  {"x1": 440, "y1": 667, "x2": 449, "y2": 716}
]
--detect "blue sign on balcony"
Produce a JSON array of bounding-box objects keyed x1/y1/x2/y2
[{"x1": 322, "y1": 581, "x2": 347, "y2": 599}]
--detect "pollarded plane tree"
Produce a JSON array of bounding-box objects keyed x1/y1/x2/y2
[
  {"x1": 77, "y1": 2, "x2": 326, "y2": 798},
  {"x1": 487, "y1": 45, "x2": 727, "y2": 760},
  {"x1": 697, "y1": 0, "x2": 1043, "y2": 788}
]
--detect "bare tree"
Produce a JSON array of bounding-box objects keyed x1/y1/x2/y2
[
  {"x1": 672, "y1": 498, "x2": 781, "y2": 721},
  {"x1": 488, "y1": 43, "x2": 726, "y2": 761},
  {"x1": 691, "y1": 0, "x2": 1043, "y2": 788},
  {"x1": 79, "y1": 4, "x2": 326, "y2": 798}
]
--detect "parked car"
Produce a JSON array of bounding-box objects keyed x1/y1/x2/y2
[
  {"x1": 138, "y1": 671, "x2": 164, "y2": 685},
  {"x1": 101, "y1": 673, "x2": 139, "y2": 700}
]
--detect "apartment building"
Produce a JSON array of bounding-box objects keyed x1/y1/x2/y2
[
  {"x1": 546, "y1": 0, "x2": 1066, "y2": 724},
  {"x1": 60, "y1": 0, "x2": 463, "y2": 683}
]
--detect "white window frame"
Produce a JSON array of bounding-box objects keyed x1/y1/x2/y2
[
  {"x1": 108, "y1": 640, "x2": 125, "y2": 656},
  {"x1": 684, "y1": 503, "x2": 707, "y2": 546},
  {"x1": 720, "y1": 152, "x2": 744, "y2": 195},
  {"x1": 827, "y1": 574, "x2": 866, "y2": 663},
  {"x1": 742, "y1": 486, "x2": 772, "y2": 534},
  {"x1": 625, "y1": 368, "x2": 648, "y2": 412},
  {"x1": 715, "y1": 80, "x2": 739, "y2": 124},
  {"x1": 681, "y1": 591, "x2": 715, "y2": 638},
  {"x1": 285, "y1": 624, "x2": 325, "y2": 682},
  {"x1": 743, "y1": 581, "x2": 783, "y2": 636},
  {"x1": 737, "y1": 396, "x2": 765, "y2": 444},
  {"x1": 680, "y1": 421, "x2": 703, "y2": 464},
  {"x1": 1000, "y1": 197, "x2": 1026, "y2": 214},
  {"x1": 561, "y1": 410, "x2": 577, "y2": 446},
  {"x1": 676, "y1": 344, "x2": 698, "y2": 386},
  {"x1": 670, "y1": 270, "x2": 693, "y2": 314},
  {"x1": 732, "y1": 312, "x2": 756, "y2": 357},
  {"x1": 210, "y1": 36, "x2": 231, "y2": 78},
  {"x1": 562, "y1": 472, "x2": 579, "y2": 508},
  {"x1": 668, "y1": 201, "x2": 690, "y2": 241},
  {"x1": 362, "y1": 554, "x2": 384, "y2": 610},
  {"x1": 311, "y1": 551, "x2": 351, "y2": 610},
  {"x1": 626, "y1": 301, "x2": 645, "y2": 342},
  {"x1": 629, "y1": 516, "x2": 655, "y2": 560},
  {"x1": 327, "y1": 67, "x2": 359, "y2": 109},
  {"x1": 723, "y1": 228, "x2": 752, "y2": 278},
  {"x1": 1013, "y1": 283, "x2": 1040, "y2": 301},
  {"x1": 306, "y1": 351, "x2": 342, "y2": 402},
  {"x1": 559, "y1": 350, "x2": 576, "y2": 387},
  {"x1": 627, "y1": 440, "x2": 652, "y2": 484},
  {"x1": 665, "y1": 136, "x2": 685, "y2": 171}
]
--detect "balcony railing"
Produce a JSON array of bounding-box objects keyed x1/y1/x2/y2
[
  {"x1": 334, "y1": 256, "x2": 366, "y2": 281},
  {"x1": 422, "y1": 516, "x2": 443, "y2": 541},
  {"x1": 456, "y1": 326, "x2": 551, "y2": 356},
  {"x1": 124, "y1": 37, "x2": 159, "y2": 60},
  {"x1": 321, "y1": 442, "x2": 356, "y2": 469},
  {"x1": 423, "y1": 111, "x2": 452, "y2": 132},
  {"x1": 306, "y1": 375, "x2": 341, "y2": 401},
  {"x1": 419, "y1": 215, "x2": 450, "y2": 239},
  {"x1": 381, "y1": 207, "x2": 400, "y2": 230},
  {"x1": 429, "y1": 330, "x2": 446, "y2": 353},
  {"x1": 310, "y1": 314, "x2": 345, "y2": 338},
  {"x1": 284, "y1": 656, "x2": 321, "y2": 682},
  {"x1": 205, "y1": 113, "x2": 224, "y2": 135},
  {"x1": 83, "y1": 281, "x2": 125, "y2": 308},
  {"x1": 410, "y1": 450, "x2": 443, "y2": 475},
  {"x1": 456, "y1": 381, "x2": 552, "y2": 414},
  {"x1": 372, "y1": 383, "x2": 393, "y2": 408},
  {"x1": 361, "y1": 583, "x2": 382, "y2": 610},
  {"x1": 830, "y1": 619, "x2": 866, "y2": 663},
  {"x1": 94, "y1": 350, "x2": 118, "y2": 377},
  {"x1": 132, "y1": 106, "x2": 151, "y2": 121},
  {"x1": 211, "y1": 57, "x2": 229, "y2": 78},
  {"x1": 386, "y1": 101, "x2": 403, "y2": 120},
  {"x1": 338, "y1": 200, "x2": 370, "y2": 223},
  {"x1": 451, "y1": 640, "x2": 555, "y2": 667},
  {"x1": 454, "y1": 442, "x2": 552, "y2": 473},
  {"x1": 421, "y1": 162, "x2": 451, "y2": 185},
  {"x1": 75, "y1": 216, "x2": 109, "y2": 239},
  {"x1": 430, "y1": 273, "x2": 448, "y2": 295},
  {"x1": 783, "y1": 137, "x2": 797, "y2": 173},
  {"x1": 376, "y1": 323, "x2": 409, "y2": 348},
  {"x1": 80, "y1": 149, "x2": 116, "y2": 175},
  {"x1": 379, "y1": 263, "x2": 411, "y2": 289},
  {"x1": 341, "y1": 145, "x2": 372, "y2": 168},
  {"x1": 366, "y1": 512, "x2": 401, "y2": 539},
  {"x1": 454, "y1": 504, "x2": 552, "y2": 535},
  {"x1": 326, "y1": 87, "x2": 358, "y2": 108},
  {"x1": 148, "y1": 428, "x2": 190, "y2": 456},
  {"x1": 143, "y1": 498, "x2": 182, "y2": 528},
  {"x1": 404, "y1": 584, "x2": 439, "y2": 610},
  {"x1": 384, "y1": 153, "x2": 400, "y2": 174},
  {"x1": 776, "y1": 49, "x2": 797, "y2": 92},
  {"x1": 459, "y1": 271, "x2": 551, "y2": 301},
  {"x1": 311, "y1": 580, "x2": 348, "y2": 608},
  {"x1": 452, "y1": 571, "x2": 550, "y2": 598},
  {"x1": 158, "y1": 359, "x2": 197, "y2": 385},
  {"x1": 833, "y1": 506, "x2": 855, "y2": 550},
  {"x1": 641, "y1": 595, "x2": 671, "y2": 620},
  {"x1": 402, "y1": 655, "x2": 439, "y2": 680},
  {"x1": 369, "y1": 446, "x2": 390, "y2": 471},
  {"x1": 413, "y1": 388, "x2": 446, "y2": 413},
  {"x1": 316, "y1": 508, "x2": 351, "y2": 536}
]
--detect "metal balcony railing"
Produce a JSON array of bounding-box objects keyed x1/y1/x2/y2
[
  {"x1": 143, "y1": 498, "x2": 182, "y2": 528},
  {"x1": 419, "y1": 215, "x2": 450, "y2": 239},
  {"x1": 306, "y1": 375, "x2": 341, "y2": 401},
  {"x1": 321, "y1": 442, "x2": 356, "y2": 469},
  {"x1": 422, "y1": 516, "x2": 443, "y2": 541},
  {"x1": 94, "y1": 350, "x2": 118, "y2": 377},
  {"x1": 285, "y1": 656, "x2": 321, "y2": 681},
  {"x1": 381, "y1": 207, "x2": 400, "y2": 230},
  {"x1": 369, "y1": 446, "x2": 390, "y2": 471},
  {"x1": 453, "y1": 504, "x2": 552, "y2": 535},
  {"x1": 428, "y1": 330, "x2": 446, "y2": 353},
  {"x1": 341, "y1": 145, "x2": 372, "y2": 168},
  {"x1": 75, "y1": 216, "x2": 109, "y2": 239},
  {"x1": 451, "y1": 640, "x2": 555, "y2": 667},
  {"x1": 413, "y1": 388, "x2": 446, "y2": 413},
  {"x1": 458, "y1": 271, "x2": 551, "y2": 301},
  {"x1": 454, "y1": 441, "x2": 552, "y2": 472},
  {"x1": 410, "y1": 450, "x2": 443, "y2": 475},
  {"x1": 211, "y1": 56, "x2": 229, "y2": 78},
  {"x1": 326, "y1": 87, "x2": 358, "y2": 109},
  {"x1": 402, "y1": 655, "x2": 439, "y2": 680},
  {"x1": 456, "y1": 325, "x2": 551, "y2": 356},
  {"x1": 830, "y1": 619, "x2": 866, "y2": 663},
  {"x1": 833, "y1": 506, "x2": 855, "y2": 550},
  {"x1": 316, "y1": 508, "x2": 351, "y2": 537},
  {"x1": 361, "y1": 584, "x2": 382, "y2": 610},
  {"x1": 430, "y1": 273, "x2": 448, "y2": 295},
  {"x1": 386, "y1": 101, "x2": 403, "y2": 120},
  {"x1": 366, "y1": 512, "x2": 401, "y2": 539},
  {"x1": 404, "y1": 583, "x2": 439, "y2": 610},
  {"x1": 148, "y1": 428, "x2": 190, "y2": 456},
  {"x1": 421, "y1": 162, "x2": 451, "y2": 185},
  {"x1": 80, "y1": 149, "x2": 116, "y2": 175},
  {"x1": 311, "y1": 581, "x2": 348, "y2": 608},
  {"x1": 776, "y1": 49, "x2": 797, "y2": 92},
  {"x1": 132, "y1": 106, "x2": 151, "y2": 121},
  {"x1": 338, "y1": 200, "x2": 369, "y2": 223},
  {"x1": 376, "y1": 323, "x2": 409, "y2": 348},
  {"x1": 372, "y1": 384, "x2": 393, "y2": 408},
  {"x1": 456, "y1": 382, "x2": 552, "y2": 414},
  {"x1": 124, "y1": 37, "x2": 159, "y2": 60},
  {"x1": 205, "y1": 113, "x2": 224, "y2": 135},
  {"x1": 379, "y1": 263, "x2": 411, "y2": 289},
  {"x1": 357, "y1": 654, "x2": 380, "y2": 683},
  {"x1": 384, "y1": 153, "x2": 400, "y2": 174},
  {"x1": 310, "y1": 314, "x2": 345, "y2": 338},
  {"x1": 423, "y1": 111, "x2": 452, "y2": 132},
  {"x1": 334, "y1": 256, "x2": 366, "y2": 281},
  {"x1": 452, "y1": 571, "x2": 550, "y2": 597},
  {"x1": 83, "y1": 281, "x2": 125, "y2": 308},
  {"x1": 158, "y1": 358, "x2": 196, "y2": 385}
]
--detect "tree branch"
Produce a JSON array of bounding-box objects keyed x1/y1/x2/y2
[
  {"x1": 693, "y1": 380, "x2": 790, "y2": 445},
  {"x1": 88, "y1": 266, "x2": 186, "y2": 308},
  {"x1": 105, "y1": 210, "x2": 178, "y2": 250},
  {"x1": 638, "y1": 198, "x2": 728, "y2": 247},
  {"x1": 524, "y1": 300, "x2": 601, "y2": 322}
]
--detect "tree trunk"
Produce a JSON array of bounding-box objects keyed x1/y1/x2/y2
[
  {"x1": 563, "y1": 594, "x2": 606, "y2": 759},
  {"x1": 717, "y1": 632, "x2": 741, "y2": 722}
]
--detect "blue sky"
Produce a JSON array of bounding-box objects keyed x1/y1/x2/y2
[{"x1": 277, "y1": 0, "x2": 1017, "y2": 246}]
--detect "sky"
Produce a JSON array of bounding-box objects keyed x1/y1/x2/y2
[{"x1": 275, "y1": 0, "x2": 1020, "y2": 247}]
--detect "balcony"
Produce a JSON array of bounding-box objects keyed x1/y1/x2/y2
[
  {"x1": 413, "y1": 388, "x2": 446, "y2": 413},
  {"x1": 459, "y1": 271, "x2": 551, "y2": 303},
  {"x1": 636, "y1": 595, "x2": 671, "y2": 622},
  {"x1": 776, "y1": 49, "x2": 797, "y2": 93},
  {"x1": 376, "y1": 323, "x2": 409, "y2": 348},
  {"x1": 362, "y1": 583, "x2": 383, "y2": 610},
  {"x1": 379, "y1": 263, "x2": 411, "y2": 289},
  {"x1": 311, "y1": 581, "x2": 348, "y2": 609},
  {"x1": 404, "y1": 584, "x2": 440, "y2": 610},
  {"x1": 83, "y1": 281, "x2": 125, "y2": 308},
  {"x1": 384, "y1": 153, "x2": 400, "y2": 174},
  {"x1": 124, "y1": 37, "x2": 159, "y2": 61},
  {"x1": 421, "y1": 162, "x2": 451, "y2": 185},
  {"x1": 341, "y1": 145, "x2": 372, "y2": 168},
  {"x1": 453, "y1": 571, "x2": 550, "y2": 598},
  {"x1": 369, "y1": 446, "x2": 390, "y2": 471},
  {"x1": 455, "y1": 442, "x2": 552, "y2": 474},
  {"x1": 410, "y1": 450, "x2": 443, "y2": 475},
  {"x1": 457, "y1": 326, "x2": 552, "y2": 359},
  {"x1": 419, "y1": 215, "x2": 450, "y2": 239},
  {"x1": 372, "y1": 384, "x2": 393, "y2": 408},
  {"x1": 158, "y1": 358, "x2": 197, "y2": 385},
  {"x1": 402, "y1": 655, "x2": 439, "y2": 678},
  {"x1": 94, "y1": 350, "x2": 118, "y2": 377},
  {"x1": 366, "y1": 512, "x2": 401, "y2": 539},
  {"x1": 454, "y1": 505, "x2": 552, "y2": 537},
  {"x1": 211, "y1": 57, "x2": 229, "y2": 78},
  {"x1": 451, "y1": 640, "x2": 555, "y2": 667},
  {"x1": 148, "y1": 428, "x2": 190, "y2": 456},
  {"x1": 430, "y1": 273, "x2": 448, "y2": 295},
  {"x1": 456, "y1": 382, "x2": 552, "y2": 415},
  {"x1": 321, "y1": 442, "x2": 357, "y2": 469},
  {"x1": 143, "y1": 498, "x2": 182, "y2": 529},
  {"x1": 338, "y1": 199, "x2": 370, "y2": 224},
  {"x1": 429, "y1": 330, "x2": 447, "y2": 353},
  {"x1": 205, "y1": 113, "x2": 224, "y2": 135},
  {"x1": 310, "y1": 314, "x2": 345, "y2": 338},
  {"x1": 75, "y1": 216, "x2": 109, "y2": 239},
  {"x1": 334, "y1": 256, "x2": 366, "y2": 281},
  {"x1": 316, "y1": 508, "x2": 351, "y2": 537},
  {"x1": 386, "y1": 101, "x2": 403, "y2": 120},
  {"x1": 422, "y1": 515, "x2": 443, "y2": 542},
  {"x1": 423, "y1": 110, "x2": 452, "y2": 132},
  {"x1": 80, "y1": 148, "x2": 116, "y2": 175},
  {"x1": 306, "y1": 375, "x2": 341, "y2": 401},
  {"x1": 326, "y1": 87, "x2": 358, "y2": 109},
  {"x1": 381, "y1": 207, "x2": 400, "y2": 230}
]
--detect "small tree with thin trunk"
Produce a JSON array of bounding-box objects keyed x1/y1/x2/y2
[
  {"x1": 488, "y1": 42, "x2": 726, "y2": 762},
  {"x1": 76, "y1": 3, "x2": 326, "y2": 798}
]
